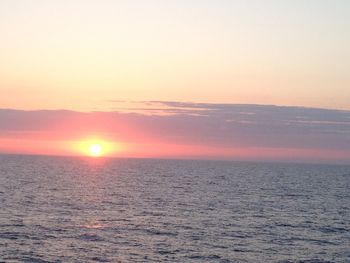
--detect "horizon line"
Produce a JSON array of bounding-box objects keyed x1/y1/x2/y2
[{"x1": 1, "y1": 152, "x2": 349, "y2": 167}]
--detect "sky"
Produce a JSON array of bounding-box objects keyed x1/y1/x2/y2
[
  {"x1": 1, "y1": 0, "x2": 350, "y2": 110},
  {"x1": 1, "y1": 102, "x2": 350, "y2": 164},
  {"x1": 1, "y1": 1, "x2": 350, "y2": 163}
]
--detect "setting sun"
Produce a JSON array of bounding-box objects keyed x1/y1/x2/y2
[
  {"x1": 72, "y1": 139, "x2": 119, "y2": 157},
  {"x1": 89, "y1": 143, "x2": 102, "y2": 157}
]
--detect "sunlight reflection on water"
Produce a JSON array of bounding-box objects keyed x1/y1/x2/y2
[
  {"x1": 0, "y1": 155, "x2": 349, "y2": 262},
  {"x1": 83, "y1": 222, "x2": 105, "y2": 229}
]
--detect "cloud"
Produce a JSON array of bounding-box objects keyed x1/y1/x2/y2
[{"x1": 1, "y1": 102, "x2": 350, "y2": 163}]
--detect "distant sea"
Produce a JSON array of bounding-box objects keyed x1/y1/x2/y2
[{"x1": 0, "y1": 155, "x2": 349, "y2": 262}]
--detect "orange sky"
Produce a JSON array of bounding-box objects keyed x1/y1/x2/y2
[
  {"x1": 1, "y1": 1, "x2": 350, "y2": 163},
  {"x1": 1, "y1": 1, "x2": 350, "y2": 111}
]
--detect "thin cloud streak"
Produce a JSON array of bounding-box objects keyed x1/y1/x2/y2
[{"x1": 1, "y1": 102, "x2": 350, "y2": 163}]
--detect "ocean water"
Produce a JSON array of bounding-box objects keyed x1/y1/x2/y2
[{"x1": 0, "y1": 155, "x2": 349, "y2": 263}]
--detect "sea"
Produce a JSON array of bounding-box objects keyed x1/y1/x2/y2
[{"x1": 0, "y1": 154, "x2": 349, "y2": 263}]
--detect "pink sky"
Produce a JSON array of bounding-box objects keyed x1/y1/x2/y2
[
  {"x1": 1, "y1": 102, "x2": 350, "y2": 164},
  {"x1": 1, "y1": 1, "x2": 350, "y2": 163}
]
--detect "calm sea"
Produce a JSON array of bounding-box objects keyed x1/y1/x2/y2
[{"x1": 0, "y1": 155, "x2": 349, "y2": 262}]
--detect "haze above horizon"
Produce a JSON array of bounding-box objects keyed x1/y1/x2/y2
[{"x1": 1, "y1": 1, "x2": 350, "y2": 163}]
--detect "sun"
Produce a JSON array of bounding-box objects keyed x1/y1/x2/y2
[
  {"x1": 88, "y1": 143, "x2": 102, "y2": 157},
  {"x1": 74, "y1": 139, "x2": 119, "y2": 157}
]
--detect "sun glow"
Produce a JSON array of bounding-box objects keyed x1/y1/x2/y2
[
  {"x1": 71, "y1": 138, "x2": 121, "y2": 157},
  {"x1": 89, "y1": 143, "x2": 102, "y2": 157}
]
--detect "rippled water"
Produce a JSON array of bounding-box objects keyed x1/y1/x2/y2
[{"x1": 0, "y1": 155, "x2": 349, "y2": 262}]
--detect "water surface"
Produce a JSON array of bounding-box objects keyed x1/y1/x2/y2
[{"x1": 0, "y1": 155, "x2": 349, "y2": 262}]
